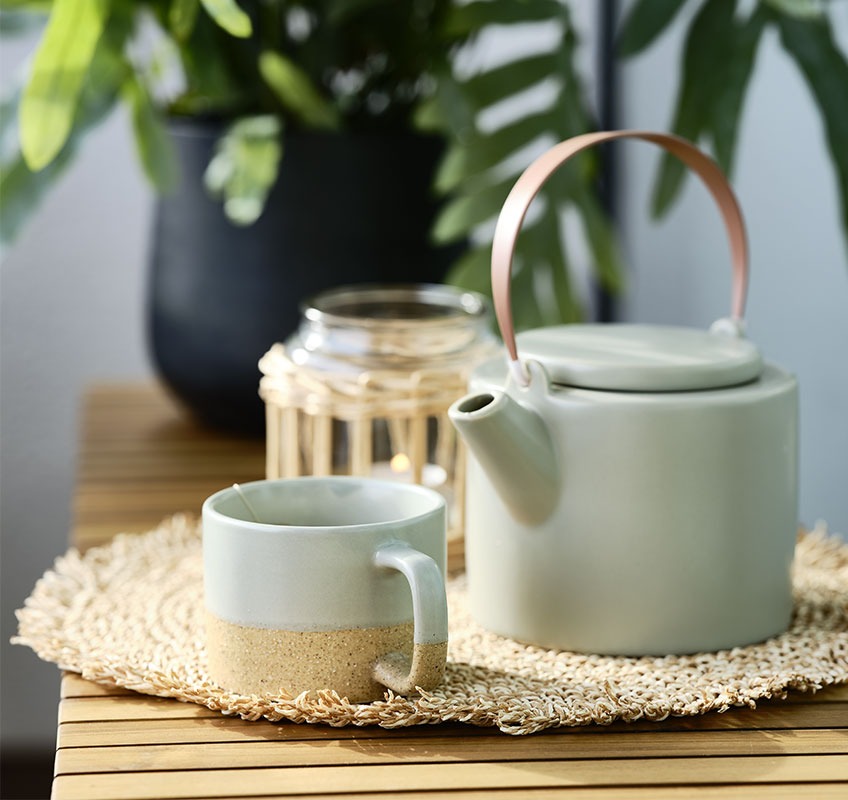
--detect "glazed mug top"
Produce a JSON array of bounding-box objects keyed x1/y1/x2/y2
[{"x1": 202, "y1": 476, "x2": 446, "y2": 630}]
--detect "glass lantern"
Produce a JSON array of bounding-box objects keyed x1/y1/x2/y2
[{"x1": 259, "y1": 284, "x2": 499, "y2": 543}]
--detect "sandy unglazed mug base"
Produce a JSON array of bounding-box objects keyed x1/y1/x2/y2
[{"x1": 206, "y1": 613, "x2": 448, "y2": 702}]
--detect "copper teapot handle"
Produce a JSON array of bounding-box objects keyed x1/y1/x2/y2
[{"x1": 491, "y1": 130, "x2": 749, "y2": 386}]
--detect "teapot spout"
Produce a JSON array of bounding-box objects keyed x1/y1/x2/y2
[{"x1": 449, "y1": 390, "x2": 559, "y2": 526}]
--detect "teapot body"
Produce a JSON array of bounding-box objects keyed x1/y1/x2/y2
[
  {"x1": 453, "y1": 128, "x2": 801, "y2": 655},
  {"x1": 462, "y1": 356, "x2": 798, "y2": 655}
]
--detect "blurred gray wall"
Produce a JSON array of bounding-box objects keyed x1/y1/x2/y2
[{"x1": 2, "y1": 5, "x2": 846, "y2": 763}]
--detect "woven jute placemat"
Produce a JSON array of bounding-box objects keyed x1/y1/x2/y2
[{"x1": 13, "y1": 515, "x2": 848, "y2": 735}]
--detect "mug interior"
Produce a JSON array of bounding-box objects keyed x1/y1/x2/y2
[{"x1": 209, "y1": 477, "x2": 442, "y2": 527}]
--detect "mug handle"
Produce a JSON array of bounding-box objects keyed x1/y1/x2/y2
[
  {"x1": 491, "y1": 130, "x2": 750, "y2": 387},
  {"x1": 372, "y1": 541, "x2": 448, "y2": 695}
]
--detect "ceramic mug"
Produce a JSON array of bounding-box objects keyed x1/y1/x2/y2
[{"x1": 202, "y1": 477, "x2": 448, "y2": 702}]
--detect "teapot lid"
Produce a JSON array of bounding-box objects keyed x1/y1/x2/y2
[{"x1": 517, "y1": 324, "x2": 763, "y2": 391}]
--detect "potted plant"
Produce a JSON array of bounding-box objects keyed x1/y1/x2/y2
[
  {"x1": 1, "y1": 1, "x2": 845, "y2": 434},
  {"x1": 2, "y1": 0, "x2": 618, "y2": 433}
]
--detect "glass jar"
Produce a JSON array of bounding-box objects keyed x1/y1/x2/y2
[{"x1": 259, "y1": 284, "x2": 499, "y2": 542}]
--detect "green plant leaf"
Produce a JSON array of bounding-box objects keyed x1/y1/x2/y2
[
  {"x1": 510, "y1": 249, "x2": 545, "y2": 330},
  {"x1": 19, "y1": 0, "x2": 110, "y2": 171},
  {"x1": 259, "y1": 51, "x2": 339, "y2": 130},
  {"x1": 431, "y1": 172, "x2": 517, "y2": 244},
  {"x1": 428, "y1": 0, "x2": 622, "y2": 323},
  {"x1": 761, "y1": 0, "x2": 823, "y2": 19},
  {"x1": 169, "y1": 5, "x2": 242, "y2": 114},
  {"x1": 420, "y1": 72, "x2": 476, "y2": 142},
  {"x1": 0, "y1": 150, "x2": 75, "y2": 251},
  {"x1": 444, "y1": 0, "x2": 562, "y2": 38},
  {"x1": 433, "y1": 143, "x2": 469, "y2": 194},
  {"x1": 571, "y1": 183, "x2": 625, "y2": 294},
  {"x1": 651, "y1": 3, "x2": 771, "y2": 215},
  {"x1": 412, "y1": 94, "x2": 445, "y2": 133},
  {"x1": 434, "y1": 111, "x2": 556, "y2": 193},
  {"x1": 461, "y1": 52, "x2": 560, "y2": 110},
  {"x1": 445, "y1": 244, "x2": 494, "y2": 296},
  {"x1": 776, "y1": 12, "x2": 848, "y2": 246},
  {"x1": 204, "y1": 115, "x2": 282, "y2": 225},
  {"x1": 551, "y1": 28, "x2": 593, "y2": 139},
  {"x1": 123, "y1": 75, "x2": 177, "y2": 191},
  {"x1": 708, "y1": 7, "x2": 767, "y2": 173},
  {"x1": 520, "y1": 211, "x2": 580, "y2": 324},
  {"x1": 82, "y1": 6, "x2": 132, "y2": 112},
  {"x1": 0, "y1": 83, "x2": 21, "y2": 160},
  {"x1": 431, "y1": 192, "x2": 495, "y2": 245},
  {"x1": 651, "y1": 0, "x2": 736, "y2": 217},
  {"x1": 617, "y1": 0, "x2": 691, "y2": 57},
  {"x1": 538, "y1": 140, "x2": 596, "y2": 202},
  {"x1": 543, "y1": 216, "x2": 582, "y2": 324},
  {"x1": 169, "y1": 0, "x2": 199, "y2": 41},
  {"x1": 1, "y1": 20, "x2": 128, "y2": 247},
  {"x1": 326, "y1": 0, "x2": 393, "y2": 25},
  {"x1": 198, "y1": 0, "x2": 251, "y2": 38},
  {"x1": 549, "y1": 258, "x2": 579, "y2": 322}
]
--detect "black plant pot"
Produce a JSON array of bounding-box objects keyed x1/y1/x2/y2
[{"x1": 148, "y1": 120, "x2": 458, "y2": 437}]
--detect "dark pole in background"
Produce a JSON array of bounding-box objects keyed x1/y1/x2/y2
[{"x1": 595, "y1": 0, "x2": 619, "y2": 322}]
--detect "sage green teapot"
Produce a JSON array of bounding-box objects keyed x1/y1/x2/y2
[{"x1": 449, "y1": 131, "x2": 798, "y2": 656}]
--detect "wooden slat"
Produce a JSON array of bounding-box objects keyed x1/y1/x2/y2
[
  {"x1": 55, "y1": 704, "x2": 848, "y2": 751},
  {"x1": 58, "y1": 697, "x2": 220, "y2": 723},
  {"x1": 75, "y1": 486, "x2": 232, "y2": 515},
  {"x1": 198, "y1": 790, "x2": 848, "y2": 800},
  {"x1": 75, "y1": 457, "x2": 263, "y2": 484},
  {"x1": 49, "y1": 755, "x2": 848, "y2": 800},
  {"x1": 54, "y1": 729, "x2": 848, "y2": 775},
  {"x1": 73, "y1": 523, "x2": 169, "y2": 551},
  {"x1": 56, "y1": 718, "x2": 504, "y2": 748},
  {"x1": 72, "y1": 383, "x2": 265, "y2": 556},
  {"x1": 61, "y1": 675, "x2": 134, "y2": 699},
  {"x1": 783, "y1": 683, "x2": 848, "y2": 702}
]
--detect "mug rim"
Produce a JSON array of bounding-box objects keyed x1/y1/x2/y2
[{"x1": 202, "y1": 475, "x2": 446, "y2": 533}]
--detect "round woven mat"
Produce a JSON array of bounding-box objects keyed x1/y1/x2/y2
[{"x1": 14, "y1": 515, "x2": 848, "y2": 735}]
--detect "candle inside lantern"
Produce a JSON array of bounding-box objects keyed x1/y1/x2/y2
[{"x1": 390, "y1": 452, "x2": 411, "y2": 476}]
